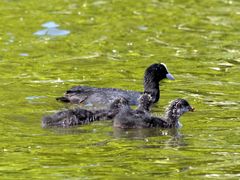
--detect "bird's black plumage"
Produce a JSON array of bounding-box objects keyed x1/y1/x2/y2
[{"x1": 56, "y1": 63, "x2": 175, "y2": 108}]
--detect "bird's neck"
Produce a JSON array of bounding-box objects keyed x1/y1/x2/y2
[
  {"x1": 143, "y1": 80, "x2": 160, "y2": 103},
  {"x1": 164, "y1": 107, "x2": 182, "y2": 128},
  {"x1": 137, "y1": 104, "x2": 150, "y2": 112}
]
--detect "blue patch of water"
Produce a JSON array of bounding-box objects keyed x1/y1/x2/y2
[{"x1": 34, "y1": 21, "x2": 70, "y2": 36}]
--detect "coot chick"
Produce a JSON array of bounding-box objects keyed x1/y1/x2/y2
[
  {"x1": 42, "y1": 97, "x2": 128, "y2": 128},
  {"x1": 56, "y1": 63, "x2": 175, "y2": 108},
  {"x1": 113, "y1": 95, "x2": 194, "y2": 129}
]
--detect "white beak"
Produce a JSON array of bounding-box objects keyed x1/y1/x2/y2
[{"x1": 166, "y1": 73, "x2": 175, "y2": 80}]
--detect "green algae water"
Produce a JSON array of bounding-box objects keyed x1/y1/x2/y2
[{"x1": 0, "y1": 0, "x2": 240, "y2": 179}]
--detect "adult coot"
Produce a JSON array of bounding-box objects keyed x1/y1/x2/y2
[{"x1": 56, "y1": 63, "x2": 175, "y2": 108}]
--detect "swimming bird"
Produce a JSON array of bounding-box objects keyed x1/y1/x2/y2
[
  {"x1": 56, "y1": 63, "x2": 175, "y2": 108},
  {"x1": 43, "y1": 94, "x2": 194, "y2": 129},
  {"x1": 42, "y1": 98, "x2": 128, "y2": 128},
  {"x1": 113, "y1": 95, "x2": 194, "y2": 129}
]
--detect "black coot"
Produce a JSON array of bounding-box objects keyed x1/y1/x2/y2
[{"x1": 56, "y1": 63, "x2": 175, "y2": 108}]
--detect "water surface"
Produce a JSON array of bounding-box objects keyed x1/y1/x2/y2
[{"x1": 0, "y1": 0, "x2": 239, "y2": 179}]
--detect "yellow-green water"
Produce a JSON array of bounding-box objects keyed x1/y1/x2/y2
[{"x1": 0, "y1": 0, "x2": 239, "y2": 179}]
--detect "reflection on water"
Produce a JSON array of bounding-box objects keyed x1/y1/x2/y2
[
  {"x1": 112, "y1": 127, "x2": 181, "y2": 139},
  {"x1": 112, "y1": 127, "x2": 186, "y2": 148},
  {"x1": 19, "y1": 53, "x2": 29, "y2": 57},
  {"x1": 34, "y1": 21, "x2": 70, "y2": 36}
]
